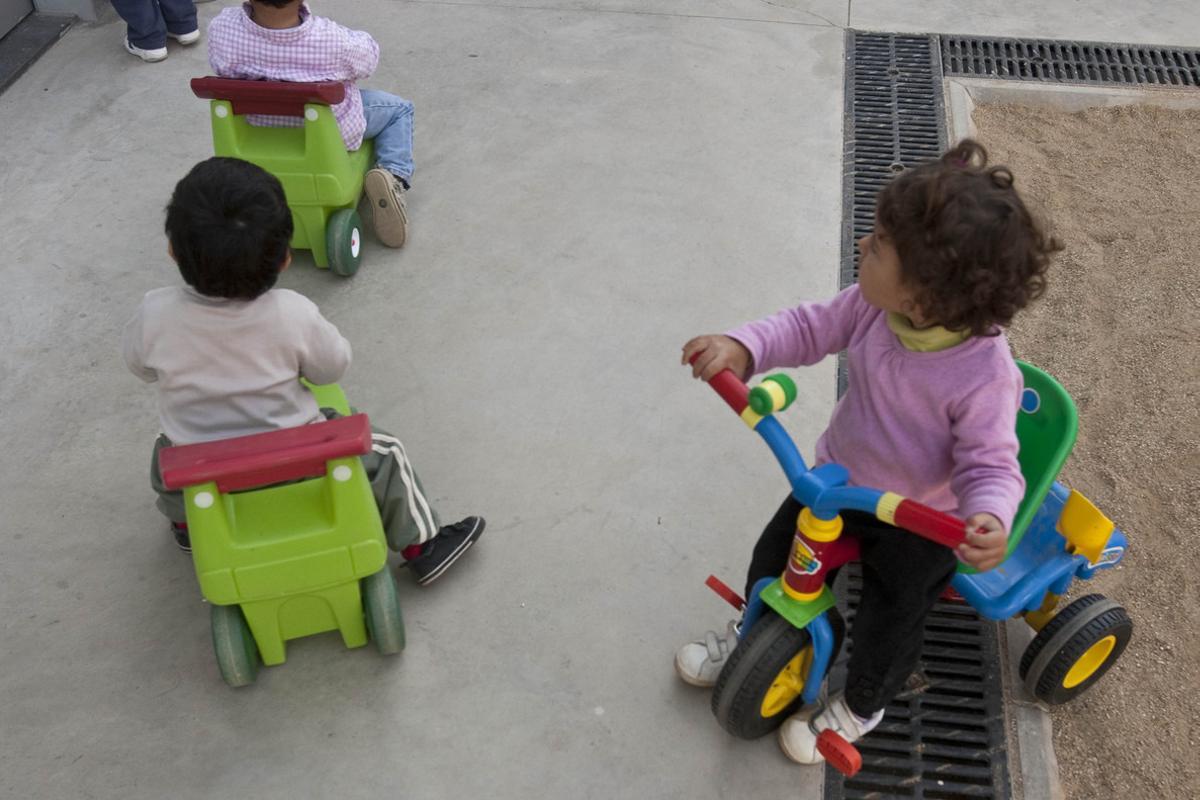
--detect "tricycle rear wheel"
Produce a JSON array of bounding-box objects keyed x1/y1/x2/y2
[{"x1": 1020, "y1": 593, "x2": 1131, "y2": 705}]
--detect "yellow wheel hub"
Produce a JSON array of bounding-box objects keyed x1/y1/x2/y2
[
  {"x1": 1063, "y1": 635, "x2": 1117, "y2": 688},
  {"x1": 761, "y1": 646, "x2": 813, "y2": 718}
]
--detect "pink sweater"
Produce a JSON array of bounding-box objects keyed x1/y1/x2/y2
[{"x1": 727, "y1": 285, "x2": 1025, "y2": 531}]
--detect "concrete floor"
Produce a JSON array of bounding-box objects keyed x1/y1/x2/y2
[{"x1": 0, "y1": 2, "x2": 1195, "y2": 799}]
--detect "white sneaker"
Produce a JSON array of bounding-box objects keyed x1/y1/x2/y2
[
  {"x1": 778, "y1": 692, "x2": 881, "y2": 764},
  {"x1": 674, "y1": 620, "x2": 739, "y2": 687},
  {"x1": 168, "y1": 29, "x2": 201, "y2": 45},
  {"x1": 124, "y1": 40, "x2": 167, "y2": 62}
]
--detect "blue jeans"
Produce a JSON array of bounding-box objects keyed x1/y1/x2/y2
[
  {"x1": 360, "y1": 89, "x2": 415, "y2": 184},
  {"x1": 110, "y1": 0, "x2": 197, "y2": 49}
]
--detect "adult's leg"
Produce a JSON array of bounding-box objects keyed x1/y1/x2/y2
[
  {"x1": 111, "y1": 0, "x2": 167, "y2": 49},
  {"x1": 156, "y1": 0, "x2": 198, "y2": 36}
]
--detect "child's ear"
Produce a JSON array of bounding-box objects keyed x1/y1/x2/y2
[
  {"x1": 279, "y1": 250, "x2": 292, "y2": 273},
  {"x1": 167, "y1": 240, "x2": 177, "y2": 264}
]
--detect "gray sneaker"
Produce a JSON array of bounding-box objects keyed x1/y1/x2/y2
[
  {"x1": 363, "y1": 168, "x2": 409, "y2": 247},
  {"x1": 674, "y1": 620, "x2": 740, "y2": 687}
]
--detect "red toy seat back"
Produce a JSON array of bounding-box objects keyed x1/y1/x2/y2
[
  {"x1": 190, "y1": 76, "x2": 346, "y2": 117},
  {"x1": 160, "y1": 414, "x2": 372, "y2": 493}
]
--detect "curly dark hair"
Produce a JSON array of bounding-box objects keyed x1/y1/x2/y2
[
  {"x1": 165, "y1": 157, "x2": 293, "y2": 301},
  {"x1": 875, "y1": 139, "x2": 1060, "y2": 336}
]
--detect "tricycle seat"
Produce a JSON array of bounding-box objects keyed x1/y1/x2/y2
[{"x1": 952, "y1": 482, "x2": 1128, "y2": 619}]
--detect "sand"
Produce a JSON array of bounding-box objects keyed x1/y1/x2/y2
[{"x1": 972, "y1": 103, "x2": 1200, "y2": 800}]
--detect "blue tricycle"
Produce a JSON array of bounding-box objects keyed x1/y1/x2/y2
[{"x1": 694, "y1": 359, "x2": 1132, "y2": 775}]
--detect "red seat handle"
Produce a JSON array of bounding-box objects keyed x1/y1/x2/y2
[
  {"x1": 160, "y1": 414, "x2": 372, "y2": 493},
  {"x1": 190, "y1": 76, "x2": 346, "y2": 117}
]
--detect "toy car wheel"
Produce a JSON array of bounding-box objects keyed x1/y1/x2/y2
[
  {"x1": 711, "y1": 612, "x2": 814, "y2": 739},
  {"x1": 1020, "y1": 593, "x2": 1132, "y2": 705},
  {"x1": 210, "y1": 604, "x2": 259, "y2": 688},
  {"x1": 327, "y1": 208, "x2": 364, "y2": 277},
  {"x1": 362, "y1": 568, "x2": 405, "y2": 655}
]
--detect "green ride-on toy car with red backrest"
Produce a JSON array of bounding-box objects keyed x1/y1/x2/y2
[
  {"x1": 159, "y1": 384, "x2": 403, "y2": 687},
  {"x1": 191, "y1": 77, "x2": 372, "y2": 277}
]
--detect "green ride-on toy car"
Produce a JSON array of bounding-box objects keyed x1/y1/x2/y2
[
  {"x1": 190, "y1": 77, "x2": 372, "y2": 277},
  {"x1": 160, "y1": 384, "x2": 403, "y2": 687}
]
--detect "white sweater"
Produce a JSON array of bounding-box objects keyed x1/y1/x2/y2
[{"x1": 122, "y1": 286, "x2": 352, "y2": 444}]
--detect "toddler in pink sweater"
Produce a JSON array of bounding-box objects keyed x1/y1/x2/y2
[{"x1": 675, "y1": 140, "x2": 1060, "y2": 765}]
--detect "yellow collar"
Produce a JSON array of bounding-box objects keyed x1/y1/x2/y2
[{"x1": 886, "y1": 312, "x2": 970, "y2": 352}]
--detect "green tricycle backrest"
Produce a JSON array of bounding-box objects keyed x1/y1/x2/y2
[
  {"x1": 954, "y1": 361, "x2": 1077, "y2": 575},
  {"x1": 1011, "y1": 361, "x2": 1079, "y2": 548}
]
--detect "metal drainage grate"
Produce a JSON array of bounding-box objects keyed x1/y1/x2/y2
[
  {"x1": 830, "y1": 31, "x2": 1009, "y2": 798},
  {"x1": 941, "y1": 35, "x2": 1200, "y2": 87},
  {"x1": 838, "y1": 30, "x2": 946, "y2": 392},
  {"x1": 825, "y1": 566, "x2": 1010, "y2": 799}
]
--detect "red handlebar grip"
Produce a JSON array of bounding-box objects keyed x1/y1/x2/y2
[
  {"x1": 707, "y1": 370, "x2": 750, "y2": 414},
  {"x1": 892, "y1": 500, "x2": 968, "y2": 549},
  {"x1": 687, "y1": 353, "x2": 750, "y2": 413}
]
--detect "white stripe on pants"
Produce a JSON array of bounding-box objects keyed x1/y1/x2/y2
[{"x1": 371, "y1": 432, "x2": 437, "y2": 545}]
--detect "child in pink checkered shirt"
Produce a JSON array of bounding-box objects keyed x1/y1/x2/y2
[{"x1": 208, "y1": 1, "x2": 414, "y2": 247}]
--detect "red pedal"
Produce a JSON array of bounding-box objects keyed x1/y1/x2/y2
[
  {"x1": 817, "y1": 729, "x2": 862, "y2": 777},
  {"x1": 940, "y1": 585, "x2": 965, "y2": 602},
  {"x1": 705, "y1": 575, "x2": 746, "y2": 611}
]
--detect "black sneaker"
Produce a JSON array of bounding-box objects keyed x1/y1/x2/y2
[
  {"x1": 408, "y1": 516, "x2": 485, "y2": 586},
  {"x1": 171, "y1": 522, "x2": 191, "y2": 552}
]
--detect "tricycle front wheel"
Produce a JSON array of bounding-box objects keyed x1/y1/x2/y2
[
  {"x1": 712, "y1": 613, "x2": 816, "y2": 739},
  {"x1": 1020, "y1": 593, "x2": 1131, "y2": 705}
]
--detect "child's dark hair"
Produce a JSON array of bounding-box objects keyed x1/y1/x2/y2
[
  {"x1": 251, "y1": 0, "x2": 300, "y2": 8},
  {"x1": 165, "y1": 157, "x2": 292, "y2": 301},
  {"x1": 875, "y1": 139, "x2": 1060, "y2": 335}
]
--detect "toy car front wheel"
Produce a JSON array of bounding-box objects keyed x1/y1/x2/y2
[
  {"x1": 712, "y1": 613, "x2": 814, "y2": 739},
  {"x1": 210, "y1": 604, "x2": 259, "y2": 688},
  {"x1": 327, "y1": 208, "x2": 364, "y2": 277},
  {"x1": 362, "y1": 568, "x2": 405, "y2": 655},
  {"x1": 1020, "y1": 593, "x2": 1132, "y2": 705}
]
